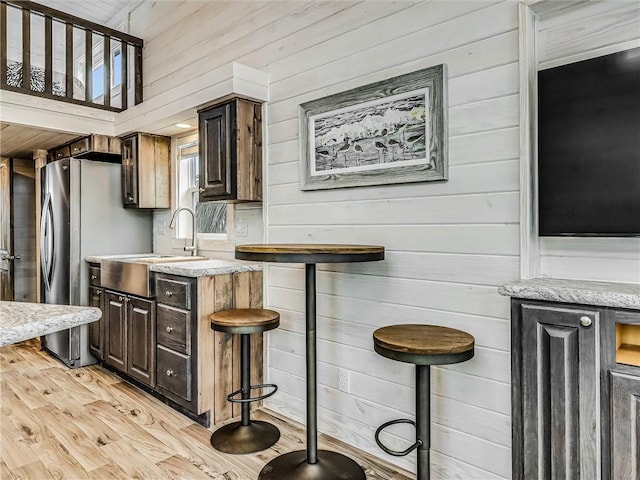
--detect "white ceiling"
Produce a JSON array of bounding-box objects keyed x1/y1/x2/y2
[{"x1": 35, "y1": 0, "x2": 133, "y2": 27}]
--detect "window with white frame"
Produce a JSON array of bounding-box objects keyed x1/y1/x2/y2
[{"x1": 175, "y1": 133, "x2": 227, "y2": 239}]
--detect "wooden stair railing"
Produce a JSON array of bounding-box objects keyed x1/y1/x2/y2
[{"x1": 0, "y1": 0, "x2": 143, "y2": 111}]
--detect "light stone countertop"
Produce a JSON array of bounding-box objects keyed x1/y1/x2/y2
[
  {"x1": 498, "y1": 278, "x2": 640, "y2": 310},
  {"x1": 85, "y1": 254, "x2": 262, "y2": 278},
  {"x1": 149, "y1": 259, "x2": 262, "y2": 278},
  {"x1": 0, "y1": 301, "x2": 102, "y2": 347},
  {"x1": 85, "y1": 253, "x2": 158, "y2": 263}
]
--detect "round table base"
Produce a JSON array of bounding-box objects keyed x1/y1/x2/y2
[
  {"x1": 210, "y1": 420, "x2": 280, "y2": 454},
  {"x1": 259, "y1": 450, "x2": 366, "y2": 480}
]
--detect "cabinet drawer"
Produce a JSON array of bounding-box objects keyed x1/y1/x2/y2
[
  {"x1": 89, "y1": 266, "x2": 101, "y2": 286},
  {"x1": 70, "y1": 137, "x2": 89, "y2": 156},
  {"x1": 53, "y1": 145, "x2": 70, "y2": 160},
  {"x1": 157, "y1": 345, "x2": 191, "y2": 401},
  {"x1": 157, "y1": 304, "x2": 190, "y2": 355},
  {"x1": 155, "y1": 276, "x2": 191, "y2": 309}
]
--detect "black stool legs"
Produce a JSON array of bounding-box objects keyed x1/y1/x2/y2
[
  {"x1": 375, "y1": 365, "x2": 432, "y2": 480},
  {"x1": 210, "y1": 333, "x2": 279, "y2": 454},
  {"x1": 416, "y1": 365, "x2": 430, "y2": 480}
]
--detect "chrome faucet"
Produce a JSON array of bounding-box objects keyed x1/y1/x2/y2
[{"x1": 169, "y1": 207, "x2": 198, "y2": 256}]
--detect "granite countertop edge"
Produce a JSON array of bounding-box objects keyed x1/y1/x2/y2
[
  {"x1": 498, "y1": 278, "x2": 640, "y2": 310},
  {"x1": 84, "y1": 254, "x2": 263, "y2": 278},
  {"x1": 0, "y1": 302, "x2": 102, "y2": 347},
  {"x1": 149, "y1": 260, "x2": 263, "y2": 278}
]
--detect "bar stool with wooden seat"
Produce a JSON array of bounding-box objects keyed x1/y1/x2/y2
[
  {"x1": 209, "y1": 308, "x2": 280, "y2": 454},
  {"x1": 372, "y1": 324, "x2": 475, "y2": 480}
]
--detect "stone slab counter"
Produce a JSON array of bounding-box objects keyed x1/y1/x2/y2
[
  {"x1": 149, "y1": 259, "x2": 262, "y2": 278},
  {"x1": 499, "y1": 278, "x2": 640, "y2": 310},
  {"x1": 0, "y1": 302, "x2": 101, "y2": 347}
]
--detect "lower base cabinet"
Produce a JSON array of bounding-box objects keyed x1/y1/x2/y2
[
  {"x1": 511, "y1": 299, "x2": 640, "y2": 480},
  {"x1": 610, "y1": 371, "x2": 640, "y2": 480},
  {"x1": 104, "y1": 291, "x2": 155, "y2": 388},
  {"x1": 87, "y1": 265, "x2": 264, "y2": 426}
]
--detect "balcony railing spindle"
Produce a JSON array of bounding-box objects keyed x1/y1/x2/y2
[
  {"x1": 44, "y1": 14, "x2": 51, "y2": 93},
  {"x1": 21, "y1": 7, "x2": 29, "y2": 89},
  {"x1": 1, "y1": 0, "x2": 143, "y2": 111}
]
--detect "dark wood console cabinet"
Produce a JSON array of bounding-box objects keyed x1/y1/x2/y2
[
  {"x1": 511, "y1": 299, "x2": 640, "y2": 480},
  {"x1": 198, "y1": 97, "x2": 262, "y2": 202}
]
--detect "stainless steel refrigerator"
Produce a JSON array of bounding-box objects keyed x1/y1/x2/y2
[{"x1": 40, "y1": 158, "x2": 152, "y2": 367}]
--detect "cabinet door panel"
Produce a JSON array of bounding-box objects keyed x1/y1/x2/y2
[
  {"x1": 610, "y1": 371, "x2": 640, "y2": 480},
  {"x1": 157, "y1": 304, "x2": 190, "y2": 355},
  {"x1": 520, "y1": 304, "x2": 600, "y2": 480},
  {"x1": 127, "y1": 297, "x2": 156, "y2": 387},
  {"x1": 121, "y1": 135, "x2": 138, "y2": 206},
  {"x1": 104, "y1": 292, "x2": 127, "y2": 370},
  {"x1": 199, "y1": 103, "x2": 234, "y2": 200},
  {"x1": 157, "y1": 345, "x2": 191, "y2": 402},
  {"x1": 88, "y1": 287, "x2": 103, "y2": 360}
]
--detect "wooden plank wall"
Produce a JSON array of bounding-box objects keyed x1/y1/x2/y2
[
  {"x1": 134, "y1": 2, "x2": 520, "y2": 477},
  {"x1": 535, "y1": 1, "x2": 640, "y2": 283}
]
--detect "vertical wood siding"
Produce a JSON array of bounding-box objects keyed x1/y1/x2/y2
[{"x1": 135, "y1": 2, "x2": 519, "y2": 477}]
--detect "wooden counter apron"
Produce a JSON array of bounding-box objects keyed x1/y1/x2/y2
[{"x1": 235, "y1": 244, "x2": 385, "y2": 480}]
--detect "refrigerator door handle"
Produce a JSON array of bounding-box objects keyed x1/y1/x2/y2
[{"x1": 40, "y1": 192, "x2": 55, "y2": 292}]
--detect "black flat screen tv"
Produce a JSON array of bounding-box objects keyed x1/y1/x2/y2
[{"x1": 538, "y1": 47, "x2": 640, "y2": 237}]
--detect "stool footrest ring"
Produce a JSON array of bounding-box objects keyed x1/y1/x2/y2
[
  {"x1": 375, "y1": 418, "x2": 422, "y2": 457},
  {"x1": 227, "y1": 383, "x2": 278, "y2": 404}
]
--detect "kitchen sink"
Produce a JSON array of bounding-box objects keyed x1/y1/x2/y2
[{"x1": 101, "y1": 255, "x2": 207, "y2": 297}]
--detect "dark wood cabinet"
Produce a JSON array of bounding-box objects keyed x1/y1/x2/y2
[
  {"x1": 512, "y1": 301, "x2": 601, "y2": 480},
  {"x1": 103, "y1": 290, "x2": 156, "y2": 389},
  {"x1": 49, "y1": 134, "x2": 121, "y2": 162},
  {"x1": 198, "y1": 97, "x2": 262, "y2": 202},
  {"x1": 127, "y1": 297, "x2": 156, "y2": 387},
  {"x1": 512, "y1": 298, "x2": 640, "y2": 480},
  {"x1": 154, "y1": 273, "x2": 197, "y2": 411},
  {"x1": 104, "y1": 291, "x2": 127, "y2": 371},
  {"x1": 121, "y1": 132, "x2": 170, "y2": 208},
  {"x1": 88, "y1": 286, "x2": 104, "y2": 360},
  {"x1": 610, "y1": 371, "x2": 640, "y2": 480}
]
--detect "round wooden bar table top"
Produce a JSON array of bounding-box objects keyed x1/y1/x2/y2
[{"x1": 235, "y1": 243, "x2": 385, "y2": 264}]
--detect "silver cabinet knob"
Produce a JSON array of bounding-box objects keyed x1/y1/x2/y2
[
  {"x1": 118, "y1": 296, "x2": 124, "y2": 302},
  {"x1": 127, "y1": 195, "x2": 134, "y2": 201},
  {"x1": 165, "y1": 326, "x2": 173, "y2": 333},
  {"x1": 166, "y1": 369, "x2": 174, "y2": 377},
  {"x1": 90, "y1": 274, "x2": 97, "y2": 280},
  {"x1": 165, "y1": 291, "x2": 173, "y2": 297},
  {"x1": 579, "y1": 316, "x2": 592, "y2": 327},
  {"x1": 199, "y1": 187, "x2": 205, "y2": 194}
]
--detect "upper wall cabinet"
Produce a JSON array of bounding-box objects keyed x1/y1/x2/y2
[
  {"x1": 121, "y1": 133, "x2": 171, "y2": 209},
  {"x1": 198, "y1": 97, "x2": 262, "y2": 202},
  {"x1": 49, "y1": 134, "x2": 122, "y2": 163}
]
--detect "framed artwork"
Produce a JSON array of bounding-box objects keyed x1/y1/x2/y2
[{"x1": 299, "y1": 64, "x2": 447, "y2": 190}]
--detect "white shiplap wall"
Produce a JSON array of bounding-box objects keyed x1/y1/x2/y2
[
  {"x1": 132, "y1": 2, "x2": 519, "y2": 477},
  {"x1": 533, "y1": 1, "x2": 640, "y2": 283}
]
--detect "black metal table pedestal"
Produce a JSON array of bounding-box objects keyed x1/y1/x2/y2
[{"x1": 259, "y1": 264, "x2": 366, "y2": 480}]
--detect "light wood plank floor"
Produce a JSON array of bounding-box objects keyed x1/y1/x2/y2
[{"x1": 1, "y1": 339, "x2": 411, "y2": 479}]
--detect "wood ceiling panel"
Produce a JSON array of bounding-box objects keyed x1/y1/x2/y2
[
  {"x1": 0, "y1": 123, "x2": 79, "y2": 159},
  {"x1": 33, "y1": 0, "x2": 133, "y2": 26}
]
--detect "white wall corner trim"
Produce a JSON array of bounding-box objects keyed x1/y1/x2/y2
[
  {"x1": 113, "y1": 62, "x2": 269, "y2": 137},
  {"x1": 519, "y1": 2, "x2": 540, "y2": 279}
]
